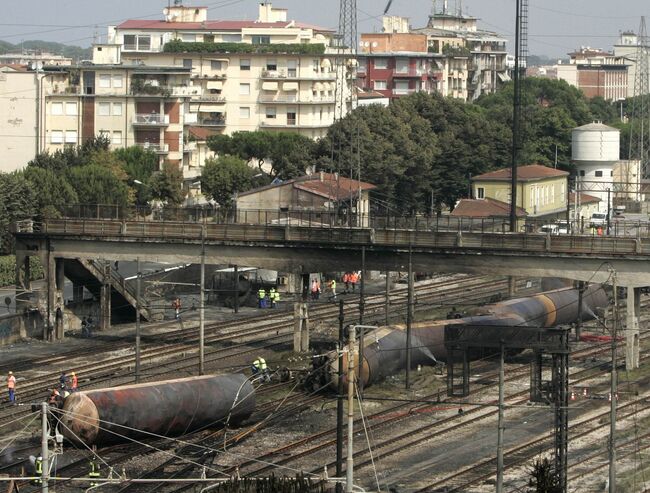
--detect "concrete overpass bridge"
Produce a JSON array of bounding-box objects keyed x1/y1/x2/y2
[{"x1": 12, "y1": 216, "x2": 650, "y2": 367}]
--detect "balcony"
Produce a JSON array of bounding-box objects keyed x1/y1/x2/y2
[
  {"x1": 261, "y1": 69, "x2": 336, "y2": 81},
  {"x1": 183, "y1": 142, "x2": 197, "y2": 153},
  {"x1": 258, "y1": 95, "x2": 335, "y2": 104},
  {"x1": 393, "y1": 88, "x2": 418, "y2": 96},
  {"x1": 260, "y1": 119, "x2": 330, "y2": 129},
  {"x1": 195, "y1": 94, "x2": 226, "y2": 102},
  {"x1": 393, "y1": 68, "x2": 430, "y2": 78},
  {"x1": 46, "y1": 85, "x2": 81, "y2": 96},
  {"x1": 132, "y1": 114, "x2": 170, "y2": 126},
  {"x1": 135, "y1": 142, "x2": 169, "y2": 154},
  {"x1": 197, "y1": 116, "x2": 226, "y2": 127},
  {"x1": 191, "y1": 73, "x2": 227, "y2": 80}
]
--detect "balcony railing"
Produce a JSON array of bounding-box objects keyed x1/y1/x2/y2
[
  {"x1": 197, "y1": 116, "x2": 226, "y2": 126},
  {"x1": 393, "y1": 88, "x2": 417, "y2": 96},
  {"x1": 183, "y1": 142, "x2": 197, "y2": 153},
  {"x1": 133, "y1": 114, "x2": 170, "y2": 126},
  {"x1": 259, "y1": 95, "x2": 335, "y2": 104},
  {"x1": 135, "y1": 142, "x2": 169, "y2": 153},
  {"x1": 261, "y1": 69, "x2": 336, "y2": 80},
  {"x1": 195, "y1": 94, "x2": 226, "y2": 102},
  {"x1": 393, "y1": 68, "x2": 429, "y2": 77},
  {"x1": 260, "y1": 119, "x2": 330, "y2": 129}
]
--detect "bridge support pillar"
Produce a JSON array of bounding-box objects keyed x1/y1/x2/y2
[
  {"x1": 508, "y1": 276, "x2": 516, "y2": 297},
  {"x1": 54, "y1": 258, "x2": 65, "y2": 340},
  {"x1": 100, "y1": 282, "x2": 111, "y2": 332},
  {"x1": 293, "y1": 302, "x2": 309, "y2": 353},
  {"x1": 626, "y1": 286, "x2": 640, "y2": 370},
  {"x1": 44, "y1": 251, "x2": 65, "y2": 341}
]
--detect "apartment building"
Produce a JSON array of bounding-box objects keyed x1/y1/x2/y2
[
  {"x1": 555, "y1": 47, "x2": 629, "y2": 101},
  {"x1": 413, "y1": 5, "x2": 509, "y2": 101}
]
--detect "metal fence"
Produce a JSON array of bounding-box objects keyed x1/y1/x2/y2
[{"x1": 52, "y1": 204, "x2": 650, "y2": 238}]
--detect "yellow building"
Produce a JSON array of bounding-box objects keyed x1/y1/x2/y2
[{"x1": 472, "y1": 165, "x2": 569, "y2": 219}]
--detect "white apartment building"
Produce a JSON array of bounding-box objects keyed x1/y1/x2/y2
[{"x1": 8, "y1": 3, "x2": 343, "y2": 186}]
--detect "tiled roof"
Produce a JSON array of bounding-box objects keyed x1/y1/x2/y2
[
  {"x1": 0, "y1": 64, "x2": 28, "y2": 72},
  {"x1": 473, "y1": 164, "x2": 569, "y2": 182},
  {"x1": 451, "y1": 198, "x2": 527, "y2": 218},
  {"x1": 187, "y1": 126, "x2": 221, "y2": 141},
  {"x1": 238, "y1": 172, "x2": 376, "y2": 200},
  {"x1": 117, "y1": 19, "x2": 333, "y2": 32},
  {"x1": 569, "y1": 192, "x2": 601, "y2": 204}
]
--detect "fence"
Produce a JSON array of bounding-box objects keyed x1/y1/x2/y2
[{"x1": 51, "y1": 205, "x2": 650, "y2": 238}]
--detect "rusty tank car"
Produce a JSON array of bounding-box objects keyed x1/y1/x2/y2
[
  {"x1": 316, "y1": 284, "x2": 608, "y2": 389},
  {"x1": 59, "y1": 373, "x2": 255, "y2": 446}
]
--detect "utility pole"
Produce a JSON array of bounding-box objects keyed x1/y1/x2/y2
[
  {"x1": 509, "y1": 0, "x2": 522, "y2": 232},
  {"x1": 576, "y1": 281, "x2": 585, "y2": 341},
  {"x1": 496, "y1": 343, "x2": 505, "y2": 493},
  {"x1": 406, "y1": 245, "x2": 414, "y2": 389},
  {"x1": 609, "y1": 271, "x2": 619, "y2": 493},
  {"x1": 607, "y1": 188, "x2": 612, "y2": 235},
  {"x1": 135, "y1": 257, "x2": 141, "y2": 383},
  {"x1": 233, "y1": 264, "x2": 239, "y2": 314},
  {"x1": 199, "y1": 240, "x2": 205, "y2": 375},
  {"x1": 41, "y1": 402, "x2": 49, "y2": 493},
  {"x1": 359, "y1": 247, "x2": 365, "y2": 325},
  {"x1": 336, "y1": 300, "x2": 345, "y2": 493},
  {"x1": 346, "y1": 325, "x2": 356, "y2": 493},
  {"x1": 385, "y1": 271, "x2": 390, "y2": 326}
]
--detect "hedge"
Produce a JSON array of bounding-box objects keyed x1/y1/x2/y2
[
  {"x1": 163, "y1": 40, "x2": 326, "y2": 55},
  {"x1": 0, "y1": 255, "x2": 44, "y2": 288}
]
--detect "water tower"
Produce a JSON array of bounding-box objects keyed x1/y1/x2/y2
[{"x1": 571, "y1": 122, "x2": 620, "y2": 211}]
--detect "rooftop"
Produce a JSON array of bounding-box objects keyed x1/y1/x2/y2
[
  {"x1": 451, "y1": 197, "x2": 527, "y2": 218},
  {"x1": 117, "y1": 19, "x2": 333, "y2": 32},
  {"x1": 472, "y1": 164, "x2": 569, "y2": 182},
  {"x1": 238, "y1": 172, "x2": 376, "y2": 201},
  {"x1": 573, "y1": 122, "x2": 619, "y2": 133},
  {"x1": 569, "y1": 192, "x2": 601, "y2": 204}
]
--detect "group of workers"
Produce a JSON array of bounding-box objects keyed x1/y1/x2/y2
[
  {"x1": 6, "y1": 369, "x2": 81, "y2": 405},
  {"x1": 342, "y1": 272, "x2": 360, "y2": 294},
  {"x1": 257, "y1": 287, "x2": 281, "y2": 309}
]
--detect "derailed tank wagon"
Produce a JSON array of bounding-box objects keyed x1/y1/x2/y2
[
  {"x1": 59, "y1": 374, "x2": 255, "y2": 446},
  {"x1": 308, "y1": 285, "x2": 609, "y2": 390}
]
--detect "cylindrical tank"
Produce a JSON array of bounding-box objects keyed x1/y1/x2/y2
[
  {"x1": 60, "y1": 374, "x2": 255, "y2": 446},
  {"x1": 572, "y1": 122, "x2": 620, "y2": 162},
  {"x1": 327, "y1": 285, "x2": 608, "y2": 389}
]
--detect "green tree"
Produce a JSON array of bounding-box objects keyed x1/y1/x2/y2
[
  {"x1": 149, "y1": 161, "x2": 185, "y2": 205},
  {"x1": 65, "y1": 164, "x2": 131, "y2": 207},
  {"x1": 22, "y1": 166, "x2": 78, "y2": 218},
  {"x1": 0, "y1": 172, "x2": 36, "y2": 253},
  {"x1": 201, "y1": 156, "x2": 257, "y2": 209}
]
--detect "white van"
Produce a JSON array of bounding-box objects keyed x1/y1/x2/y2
[{"x1": 589, "y1": 212, "x2": 608, "y2": 229}]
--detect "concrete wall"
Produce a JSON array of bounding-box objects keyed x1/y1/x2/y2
[{"x1": 0, "y1": 311, "x2": 43, "y2": 345}]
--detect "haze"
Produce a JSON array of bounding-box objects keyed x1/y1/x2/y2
[{"x1": 1, "y1": 0, "x2": 648, "y2": 58}]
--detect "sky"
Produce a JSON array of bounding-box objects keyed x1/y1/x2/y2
[{"x1": 0, "y1": 0, "x2": 648, "y2": 58}]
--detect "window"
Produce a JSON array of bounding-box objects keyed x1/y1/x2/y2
[
  {"x1": 595, "y1": 170, "x2": 603, "y2": 177},
  {"x1": 394, "y1": 81, "x2": 409, "y2": 94},
  {"x1": 312, "y1": 59, "x2": 320, "y2": 73},
  {"x1": 252, "y1": 35, "x2": 270, "y2": 45},
  {"x1": 477, "y1": 187, "x2": 485, "y2": 199},
  {"x1": 112, "y1": 131, "x2": 122, "y2": 145},
  {"x1": 98, "y1": 130, "x2": 110, "y2": 140},
  {"x1": 222, "y1": 34, "x2": 242, "y2": 43},
  {"x1": 240, "y1": 59, "x2": 251, "y2": 71},
  {"x1": 123, "y1": 34, "x2": 151, "y2": 51},
  {"x1": 287, "y1": 60, "x2": 297, "y2": 77},
  {"x1": 395, "y1": 58, "x2": 409, "y2": 73},
  {"x1": 98, "y1": 102, "x2": 111, "y2": 116},
  {"x1": 239, "y1": 83, "x2": 250, "y2": 95},
  {"x1": 287, "y1": 110, "x2": 297, "y2": 125},
  {"x1": 266, "y1": 59, "x2": 277, "y2": 71},
  {"x1": 265, "y1": 107, "x2": 276, "y2": 119},
  {"x1": 239, "y1": 107, "x2": 250, "y2": 119},
  {"x1": 51, "y1": 102, "x2": 63, "y2": 115},
  {"x1": 374, "y1": 80, "x2": 387, "y2": 90},
  {"x1": 210, "y1": 60, "x2": 223, "y2": 71},
  {"x1": 112, "y1": 75, "x2": 123, "y2": 88},
  {"x1": 181, "y1": 34, "x2": 196, "y2": 42},
  {"x1": 65, "y1": 130, "x2": 78, "y2": 144},
  {"x1": 99, "y1": 74, "x2": 111, "y2": 88},
  {"x1": 65, "y1": 102, "x2": 77, "y2": 115},
  {"x1": 374, "y1": 58, "x2": 388, "y2": 69},
  {"x1": 183, "y1": 59, "x2": 193, "y2": 69},
  {"x1": 112, "y1": 102, "x2": 123, "y2": 116},
  {"x1": 579, "y1": 170, "x2": 585, "y2": 177},
  {"x1": 50, "y1": 130, "x2": 63, "y2": 144}
]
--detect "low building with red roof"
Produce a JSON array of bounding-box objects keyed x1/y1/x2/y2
[{"x1": 236, "y1": 172, "x2": 376, "y2": 226}]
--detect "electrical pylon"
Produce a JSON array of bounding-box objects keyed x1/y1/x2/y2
[
  {"x1": 334, "y1": 0, "x2": 357, "y2": 121},
  {"x1": 628, "y1": 17, "x2": 650, "y2": 178}
]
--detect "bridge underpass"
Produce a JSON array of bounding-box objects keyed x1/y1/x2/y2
[{"x1": 12, "y1": 218, "x2": 650, "y2": 369}]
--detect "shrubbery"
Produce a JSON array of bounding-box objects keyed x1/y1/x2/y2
[{"x1": 0, "y1": 256, "x2": 43, "y2": 287}]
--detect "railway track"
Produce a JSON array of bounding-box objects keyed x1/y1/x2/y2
[{"x1": 0, "y1": 274, "x2": 522, "y2": 427}]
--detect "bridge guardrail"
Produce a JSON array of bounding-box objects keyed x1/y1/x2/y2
[{"x1": 13, "y1": 218, "x2": 650, "y2": 257}]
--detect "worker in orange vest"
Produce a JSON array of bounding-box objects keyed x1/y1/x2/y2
[
  {"x1": 350, "y1": 271, "x2": 359, "y2": 292},
  {"x1": 7, "y1": 371, "x2": 16, "y2": 404}
]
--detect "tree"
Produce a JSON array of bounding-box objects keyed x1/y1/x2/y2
[
  {"x1": 149, "y1": 161, "x2": 185, "y2": 206},
  {"x1": 114, "y1": 146, "x2": 159, "y2": 205},
  {"x1": 65, "y1": 164, "x2": 131, "y2": 208},
  {"x1": 201, "y1": 156, "x2": 257, "y2": 209},
  {"x1": 22, "y1": 166, "x2": 78, "y2": 218},
  {"x1": 527, "y1": 458, "x2": 562, "y2": 493},
  {"x1": 0, "y1": 172, "x2": 36, "y2": 253},
  {"x1": 207, "y1": 131, "x2": 315, "y2": 180},
  {"x1": 28, "y1": 136, "x2": 110, "y2": 171}
]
